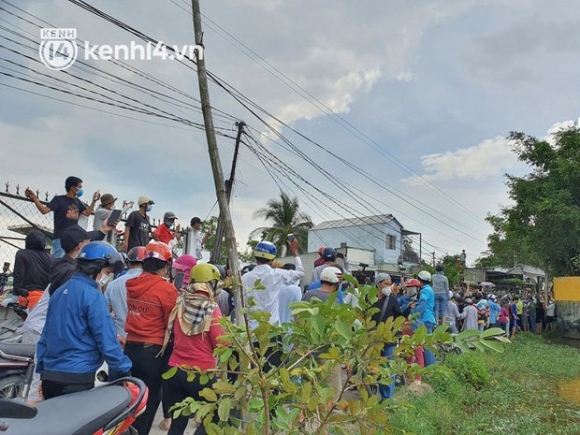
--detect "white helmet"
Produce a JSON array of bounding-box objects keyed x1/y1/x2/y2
[{"x1": 417, "y1": 270, "x2": 431, "y2": 282}]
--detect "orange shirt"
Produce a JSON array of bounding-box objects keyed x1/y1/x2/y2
[
  {"x1": 152, "y1": 223, "x2": 174, "y2": 244},
  {"x1": 125, "y1": 273, "x2": 177, "y2": 345}
]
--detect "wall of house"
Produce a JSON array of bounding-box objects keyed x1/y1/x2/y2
[{"x1": 308, "y1": 221, "x2": 402, "y2": 264}]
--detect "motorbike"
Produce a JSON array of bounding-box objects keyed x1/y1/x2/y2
[
  {"x1": 0, "y1": 377, "x2": 148, "y2": 435},
  {"x1": 0, "y1": 341, "x2": 35, "y2": 399}
]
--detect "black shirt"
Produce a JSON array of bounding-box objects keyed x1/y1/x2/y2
[
  {"x1": 47, "y1": 195, "x2": 87, "y2": 238},
  {"x1": 125, "y1": 210, "x2": 151, "y2": 250}
]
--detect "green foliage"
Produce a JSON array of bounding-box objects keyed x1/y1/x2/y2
[
  {"x1": 167, "y1": 277, "x2": 508, "y2": 434},
  {"x1": 251, "y1": 191, "x2": 313, "y2": 253},
  {"x1": 389, "y1": 334, "x2": 580, "y2": 435},
  {"x1": 486, "y1": 127, "x2": 580, "y2": 275},
  {"x1": 443, "y1": 352, "x2": 490, "y2": 389}
]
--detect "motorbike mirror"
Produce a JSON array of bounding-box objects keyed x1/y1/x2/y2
[{"x1": 0, "y1": 399, "x2": 38, "y2": 419}]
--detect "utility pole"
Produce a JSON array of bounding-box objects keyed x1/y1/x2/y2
[
  {"x1": 432, "y1": 252, "x2": 436, "y2": 267},
  {"x1": 190, "y1": 0, "x2": 243, "y2": 325},
  {"x1": 210, "y1": 121, "x2": 245, "y2": 264}
]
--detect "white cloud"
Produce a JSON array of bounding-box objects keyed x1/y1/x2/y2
[{"x1": 402, "y1": 136, "x2": 524, "y2": 184}]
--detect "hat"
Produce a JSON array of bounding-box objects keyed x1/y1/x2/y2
[
  {"x1": 172, "y1": 254, "x2": 197, "y2": 272},
  {"x1": 375, "y1": 273, "x2": 391, "y2": 284},
  {"x1": 60, "y1": 225, "x2": 89, "y2": 253},
  {"x1": 164, "y1": 211, "x2": 177, "y2": 220},
  {"x1": 138, "y1": 195, "x2": 154, "y2": 206},
  {"x1": 320, "y1": 266, "x2": 342, "y2": 284},
  {"x1": 100, "y1": 193, "x2": 117, "y2": 207}
]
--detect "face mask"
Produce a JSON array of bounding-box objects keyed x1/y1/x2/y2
[
  {"x1": 146, "y1": 204, "x2": 153, "y2": 212},
  {"x1": 407, "y1": 287, "x2": 417, "y2": 297},
  {"x1": 165, "y1": 221, "x2": 174, "y2": 228},
  {"x1": 76, "y1": 189, "x2": 84, "y2": 198},
  {"x1": 381, "y1": 285, "x2": 392, "y2": 297},
  {"x1": 97, "y1": 272, "x2": 113, "y2": 290}
]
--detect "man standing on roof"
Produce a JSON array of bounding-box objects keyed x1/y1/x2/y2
[
  {"x1": 26, "y1": 176, "x2": 100, "y2": 258},
  {"x1": 152, "y1": 211, "x2": 182, "y2": 245},
  {"x1": 121, "y1": 195, "x2": 154, "y2": 252}
]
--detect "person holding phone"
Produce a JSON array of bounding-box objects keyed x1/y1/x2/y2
[{"x1": 93, "y1": 194, "x2": 134, "y2": 246}]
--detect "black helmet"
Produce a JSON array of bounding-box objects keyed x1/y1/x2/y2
[
  {"x1": 321, "y1": 247, "x2": 336, "y2": 261},
  {"x1": 436, "y1": 263, "x2": 444, "y2": 272}
]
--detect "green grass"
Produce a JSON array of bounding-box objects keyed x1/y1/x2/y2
[{"x1": 387, "y1": 334, "x2": 580, "y2": 435}]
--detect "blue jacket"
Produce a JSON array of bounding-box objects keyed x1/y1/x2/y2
[
  {"x1": 488, "y1": 300, "x2": 501, "y2": 324},
  {"x1": 414, "y1": 284, "x2": 436, "y2": 326},
  {"x1": 37, "y1": 273, "x2": 132, "y2": 383}
]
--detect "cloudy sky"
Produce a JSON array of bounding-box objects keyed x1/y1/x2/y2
[{"x1": 1, "y1": 0, "x2": 579, "y2": 265}]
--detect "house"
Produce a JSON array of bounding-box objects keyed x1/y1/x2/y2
[{"x1": 307, "y1": 214, "x2": 421, "y2": 279}]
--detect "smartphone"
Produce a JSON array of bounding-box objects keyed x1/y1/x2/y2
[
  {"x1": 287, "y1": 234, "x2": 295, "y2": 242},
  {"x1": 336, "y1": 252, "x2": 345, "y2": 260},
  {"x1": 174, "y1": 271, "x2": 185, "y2": 290},
  {"x1": 106, "y1": 209, "x2": 122, "y2": 226}
]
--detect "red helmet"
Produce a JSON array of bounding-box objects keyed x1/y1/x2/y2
[
  {"x1": 144, "y1": 241, "x2": 172, "y2": 262},
  {"x1": 127, "y1": 246, "x2": 147, "y2": 262},
  {"x1": 405, "y1": 278, "x2": 422, "y2": 288}
]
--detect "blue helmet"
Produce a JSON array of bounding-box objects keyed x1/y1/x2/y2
[
  {"x1": 77, "y1": 241, "x2": 118, "y2": 265},
  {"x1": 254, "y1": 241, "x2": 277, "y2": 260}
]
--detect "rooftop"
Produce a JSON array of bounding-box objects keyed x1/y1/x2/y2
[{"x1": 311, "y1": 214, "x2": 397, "y2": 230}]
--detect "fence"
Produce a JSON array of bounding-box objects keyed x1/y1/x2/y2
[{"x1": 0, "y1": 182, "x2": 184, "y2": 275}]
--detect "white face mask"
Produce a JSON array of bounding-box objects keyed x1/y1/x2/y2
[
  {"x1": 381, "y1": 285, "x2": 392, "y2": 297},
  {"x1": 97, "y1": 272, "x2": 114, "y2": 290}
]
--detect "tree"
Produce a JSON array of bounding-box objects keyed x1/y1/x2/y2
[
  {"x1": 486, "y1": 127, "x2": 580, "y2": 276},
  {"x1": 251, "y1": 192, "x2": 313, "y2": 254}
]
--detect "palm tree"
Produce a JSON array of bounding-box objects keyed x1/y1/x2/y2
[{"x1": 251, "y1": 192, "x2": 313, "y2": 254}]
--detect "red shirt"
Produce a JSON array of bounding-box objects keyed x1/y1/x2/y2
[
  {"x1": 152, "y1": 224, "x2": 174, "y2": 245},
  {"x1": 169, "y1": 308, "x2": 226, "y2": 371},
  {"x1": 125, "y1": 273, "x2": 177, "y2": 346}
]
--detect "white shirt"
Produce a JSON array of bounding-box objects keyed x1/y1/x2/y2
[
  {"x1": 278, "y1": 284, "x2": 303, "y2": 324},
  {"x1": 187, "y1": 228, "x2": 203, "y2": 260},
  {"x1": 21, "y1": 286, "x2": 51, "y2": 335},
  {"x1": 242, "y1": 257, "x2": 305, "y2": 329}
]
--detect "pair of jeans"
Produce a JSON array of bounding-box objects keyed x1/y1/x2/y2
[
  {"x1": 423, "y1": 322, "x2": 436, "y2": 367},
  {"x1": 434, "y1": 293, "x2": 448, "y2": 324},
  {"x1": 164, "y1": 367, "x2": 218, "y2": 435},
  {"x1": 378, "y1": 344, "x2": 397, "y2": 400},
  {"x1": 124, "y1": 342, "x2": 168, "y2": 435},
  {"x1": 51, "y1": 238, "x2": 65, "y2": 259}
]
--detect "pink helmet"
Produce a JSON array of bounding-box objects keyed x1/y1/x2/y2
[{"x1": 173, "y1": 254, "x2": 197, "y2": 275}]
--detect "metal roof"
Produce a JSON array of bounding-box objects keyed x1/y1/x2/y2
[{"x1": 311, "y1": 214, "x2": 397, "y2": 230}]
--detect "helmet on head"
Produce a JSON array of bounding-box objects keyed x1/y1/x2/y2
[
  {"x1": 436, "y1": 263, "x2": 444, "y2": 272},
  {"x1": 254, "y1": 241, "x2": 277, "y2": 260},
  {"x1": 320, "y1": 266, "x2": 342, "y2": 284},
  {"x1": 173, "y1": 254, "x2": 197, "y2": 272},
  {"x1": 405, "y1": 278, "x2": 422, "y2": 288},
  {"x1": 190, "y1": 263, "x2": 221, "y2": 283},
  {"x1": 321, "y1": 247, "x2": 336, "y2": 261},
  {"x1": 417, "y1": 270, "x2": 431, "y2": 283},
  {"x1": 77, "y1": 241, "x2": 120, "y2": 277},
  {"x1": 209, "y1": 263, "x2": 226, "y2": 280},
  {"x1": 77, "y1": 241, "x2": 118, "y2": 263},
  {"x1": 144, "y1": 241, "x2": 172, "y2": 262},
  {"x1": 127, "y1": 246, "x2": 147, "y2": 263}
]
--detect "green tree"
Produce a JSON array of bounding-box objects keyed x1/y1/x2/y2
[
  {"x1": 251, "y1": 192, "x2": 313, "y2": 253},
  {"x1": 486, "y1": 127, "x2": 580, "y2": 276}
]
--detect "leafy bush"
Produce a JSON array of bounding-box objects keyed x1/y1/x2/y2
[{"x1": 444, "y1": 352, "x2": 490, "y2": 389}]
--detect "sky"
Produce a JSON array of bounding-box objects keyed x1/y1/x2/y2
[{"x1": 1, "y1": 0, "x2": 579, "y2": 266}]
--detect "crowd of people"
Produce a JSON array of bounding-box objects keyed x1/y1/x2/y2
[{"x1": 4, "y1": 175, "x2": 556, "y2": 434}]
